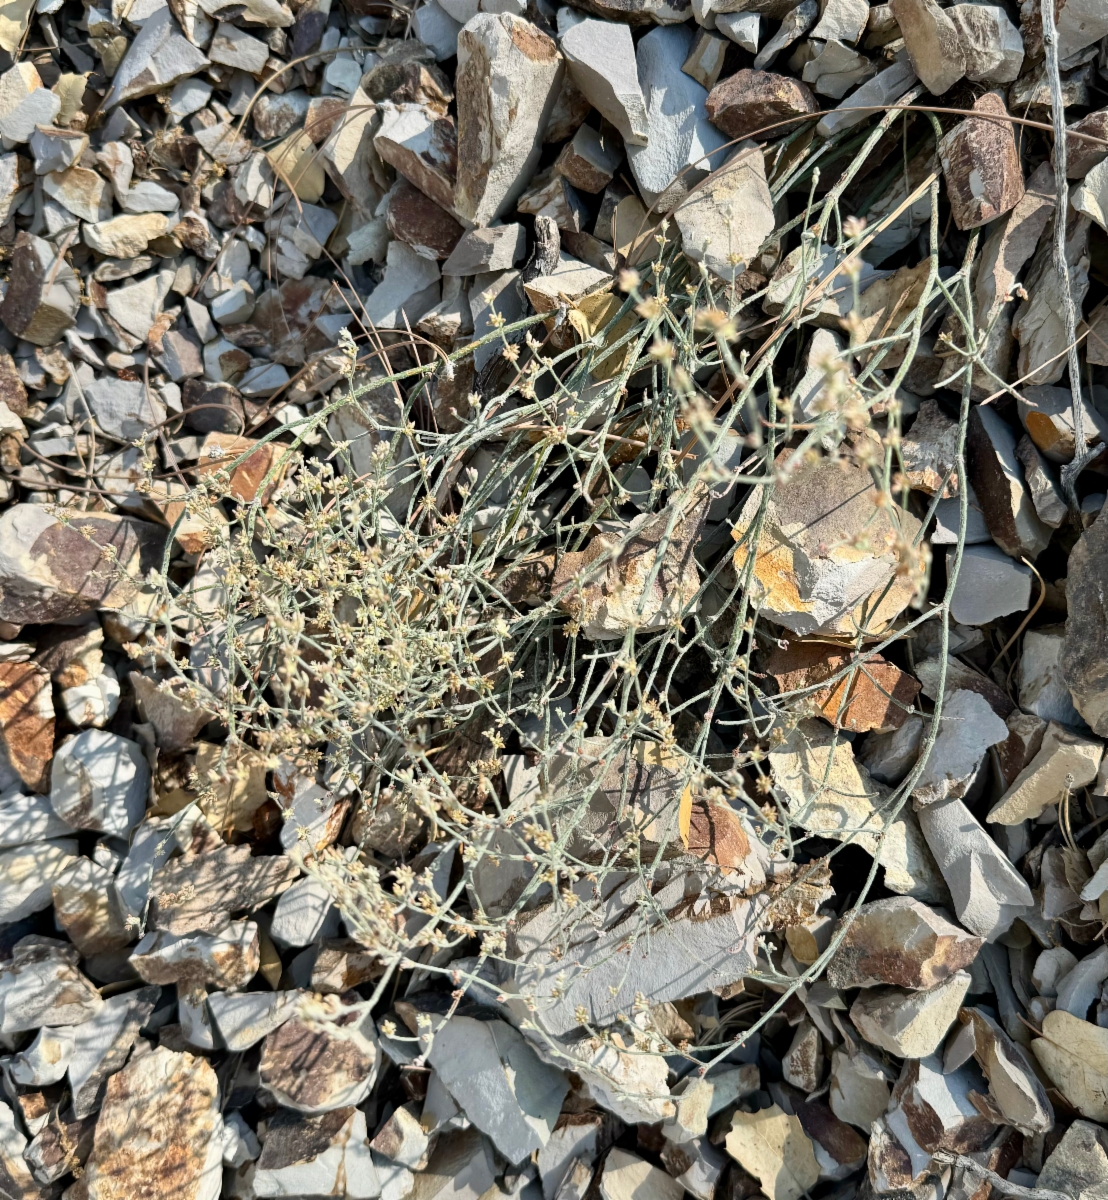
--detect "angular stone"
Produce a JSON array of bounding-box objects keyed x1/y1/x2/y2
[
  {"x1": 826, "y1": 896, "x2": 982, "y2": 990},
  {"x1": 947, "y1": 544, "x2": 1033, "y2": 626},
  {"x1": 673, "y1": 143, "x2": 774, "y2": 280},
  {"x1": 859, "y1": 714, "x2": 924, "y2": 785},
  {"x1": 900, "y1": 399, "x2": 961, "y2": 495},
  {"x1": 915, "y1": 795, "x2": 1033, "y2": 940},
  {"x1": 148, "y1": 842, "x2": 298, "y2": 934},
  {"x1": 1067, "y1": 108, "x2": 1108, "y2": 178},
  {"x1": 556, "y1": 124, "x2": 622, "y2": 193},
  {"x1": 891, "y1": 0, "x2": 966, "y2": 94},
  {"x1": 1015, "y1": 626, "x2": 1079, "y2": 725},
  {"x1": 442, "y1": 223, "x2": 525, "y2": 275},
  {"x1": 83, "y1": 376, "x2": 165, "y2": 442},
  {"x1": 602, "y1": 1149, "x2": 683, "y2": 1200},
  {"x1": 0, "y1": 937, "x2": 103, "y2": 1033},
  {"x1": 850, "y1": 970, "x2": 971, "y2": 1058},
  {"x1": 208, "y1": 989, "x2": 300, "y2": 1051},
  {"x1": 259, "y1": 995, "x2": 380, "y2": 1113},
  {"x1": 889, "y1": 1054, "x2": 996, "y2": 1157},
  {"x1": 717, "y1": 11, "x2": 760, "y2": 50},
  {"x1": 387, "y1": 178, "x2": 464, "y2": 259},
  {"x1": 802, "y1": 39, "x2": 877, "y2": 98},
  {"x1": 0, "y1": 661, "x2": 53, "y2": 791},
  {"x1": 731, "y1": 454, "x2": 923, "y2": 636},
  {"x1": 753, "y1": 0, "x2": 816, "y2": 69},
  {"x1": 84, "y1": 212, "x2": 171, "y2": 259},
  {"x1": 725, "y1": 1107, "x2": 819, "y2": 1200},
  {"x1": 816, "y1": 55, "x2": 917, "y2": 138},
  {"x1": 50, "y1": 730, "x2": 149, "y2": 837},
  {"x1": 0, "y1": 231, "x2": 80, "y2": 346},
  {"x1": 106, "y1": 267, "x2": 176, "y2": 342},
  {"x1": 0, "y1": 838, "x2": 77, "y2": 924},
  {"x1": 988, "y1": 721, "x2": 1102, "y2": 825},
  {"x1": 762, "y1": 642, "x2": 920, "y2": 734},
  {"x1": 830, "y1": 1048, "x2": 892, "y2": 1130},
  {"x1": 506, "y1": 871, "x2": 763, "y2": 1037},
  {"x1": 363, "y1": 237, "x2": 441, "y2": 330},
  {"x1": 85, "y1": 1047, "x2": 222, "y2": 1200},
  {"x1": 374, "y1": 101, "x2": 457, "y2": 215},
  {"x1": 966, "y1": 403, "x2": 1050, "y2": 559},
  {"x1": 254, "y1": 1107, "x2": 379, "y2": 1199},
  {"x1": 705, "y1": 68, "x2": 818, "y2": 142},
  {"x1": 950, "y1": 1007, "x2": 1053, "y2": 1133},
  {"x1": 811, "y1": 0, "x2": 869, "y2": 42},
  {"x1": 311, "y1": 939, "x2": 384, "y2": 994},
  {"x1": 1062, "y1": 509, "x2": 1108, "y2": 735},
  {"x1": 68, "y1": 986, "x2": 160, "y2": 1119},
  {"x1": 782, "y1": 1019, "x2": 824, "y2": 1092},
  {"x1": 948, "y1": 4, "x2": 1024, "y2": 82},
  {"x1": 132, "y1": 920, "x2": 259, "y2": 990},
  {"x1": 371, "y1": 1103, "x2": 430, "y2": 1168},
  {"x1": 52, "y1": 858, "x2": 130, "y2": 956},
  {"x1": 270, "y1": 874, "x2": 337, "y2": 947},
  {"x1": 1015, "y1": 435, "x2": 1067, "y2": 528},
  {"x1": 939, "y1": 92, "x2": 1023, "y2": 230},
  {"x1": 560, "y1": 19, "x2": 648, "y2": 146},
  {"x1": 627, "y1": 25, "x2": 728, "y2": 206},
  {"x1": 517, "y1": 171, "x2": 588, "y2": 231},
  {"x1": 427, "y1": 1016, "x2": 568, "y2": 1164},
  {"x1": 107, "y1": 8, "x2": 210, "y2": 106},
  {"x1": 454, "y1": 14, "x2": 563, "y2": 225},
  {"x1": 0, "y1": 66, "x2": 59, "y2": 144},
  {"x1": 682, "y1": 28, "x2": 729, "y2": 90},
  {"x1": 1017, "y1": 382, "x2": 1108, "y2": 464},
  {"x1": 912, "y1": 689, "x2": 1009, "y2": 807}
]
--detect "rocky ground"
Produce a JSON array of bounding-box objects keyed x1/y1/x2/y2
[{"x1": 4, "y1": 0, "x2": 1108, "y2": 1196}]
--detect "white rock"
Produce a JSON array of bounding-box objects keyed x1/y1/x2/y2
[
  {"x1": 427, "y1": 1015, "x2": 568, "y2": 1164},
  {"x1": 0, "y1": 788, "x2": 73, "y2": 848},
  {"x1": 1054, "y1": 0, "x2": 1108, "y2": 60},
  {"x1": 0, "y1": 70, "x2": 59, "y2": 145},
  {"x1": 947, "y1": 4, "x2": 1023, "y2": 82},
  {"x1": 829, "y1": 1048, "x2": 891, "y2": 1129},
  {"x1": 674, "y1": 143, "x2": 774, "y2": 279},
  {"x1": 850, "y1": 971, "x2": 971, "y2": 1058},
  {"x1": 601, "y1": 1149, "x2": 683, "y2": 1200},
  {"x1": 1055, "y1": 945, "x2": 1108, "y2": 1019},
  {"x1": 211, "y1": 280, "x2": 256, "y2": 325},
  {"x1": 454, "y1": 13, "x2": 564, "y2": 225},
  {"x1": 59, "y1": 669, "x2": 121, "y2": 729},
  {"x1": 627, "y1": 24, "x2": 728, "y2": 206},
  {"x1": 0, "y1": 838, "x2": 78, "y2": 923},
  {"x1": 988, "y1": 721, "x2": 1103, "y2": 824},
  {"x1": 560, "y1": 19, "x2": 648, "y2": 146},
  {"x1": 803, "y1": 38, "x2": 877, "y2": 97},
  {"x1": 0, "y1": 937, "x2": 102, "y2": 1033},
  {"x1": 536, "y1": 1116, "x2": 603, "y2": 1198},
  {"x1": 208, "y1": 990, "x2": 301, "y2": 1051},
  {"x1": 811, "y1": 0, "x2": 868, "y2": 43},
  {"x1": 270, "y1": 875, "x2": 339, "y2": 947},
  {"x1": 68, "y1": 985, "x2": 159, "y2": 1118},
  {"x1": 208, "y1": 20, "x2": 269, "y2": 71},
  {"x1": 255, "y1": 1107, "x2": 379, "y2": 1199},
  {"x1": 29, "y1": 125, "x2": 87, "y2": 174},
  {"x1": 50, "y1": 729, "x2": 149, "y2": 836},
  {"x1": 8, "y1": 1025, "x2": 75, "y2": 1086}
]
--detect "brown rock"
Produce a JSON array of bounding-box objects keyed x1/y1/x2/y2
[
  {"x1": 706, "y1": 69, "x2": 819, "y2": 142},
  {"x1": 0, "y1": 661, "x2": 53, "y2": 792},
  {"x1": 762, "y1": 642, "x2": 920, "y2": 734},
  {"x1": 85, "y1": 1048, "x2": 223, "y2": 1200},
  {"x1": 184, "y1": 378, "x2": 251, "y2": 434},
  {"x1": 1062, "y1": 508, "x2": 1108, "y2": 736},
  {"x1": 966, "y1": 403, "x2": 1050, "y2": 559},
  {"x1": 891, "y1": 0, "x2": 966, "y2": 94},
  {"x1": 362, "y1": 59, "x2": 453, "y2": 114},
  {"x1": 311, "y1": 939, "x2": 385, "y2": 994},
  {"x1": 890, "y1": 1057, "x2": 997, "y2": 1156},
  {"x1": 939, "y1": 92, "x2": 1024, "y2": 230},
  {"x1": 386, "y1": 179, "x2": 464, "y2": 260},
  {"x1": 555, "y1": 123, "x2": 622, "y2": 194},
  {"x1": 826, "y1": 896, "x2": 982, "y2": 989},
  {"x1": 24, "y1": 1110, "x2": 97, "y2": 1184},
  {"x1": 0, "y1": 231, "x2": 81, "y2": 347},
  {"x1": 148, "y1": 843, "x2": 299, "y2": 934},
  {"x1": 1067, "y1": 107, "x2": 1108, "y2": 179},
  {"x1": 0, "y1": 506, "x2": 164, "y2": 626},
  {"x1": 374, "y1": 102, "x2": 459, "y2": 216},
  {"x1": 794, "y1": 1100, "x2": 868, "y2": 1178},
  {"x1": 260, "y1": 995, "x2": 380, "y2": 1113},
  {"x1": 193, "y1": 432, "x2": 292, "y2": 504},
  {"x1": 0, "y1": 350, "x2": 28, "y2": 416}
]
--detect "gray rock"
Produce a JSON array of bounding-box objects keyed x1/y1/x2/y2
[
  {"x1": 1019, "y1": 626, "x2": 1082, "y2": 725},
  {"x1": 858, "y1": 714, "x2": 924, "y2": 786},
  {"x1": 208, "y1": 989, "x2": 300, "y2": 1051},
  {"x1": 83, "y1": 376, "x2": 166, "y2": 441},
  {"x1": 131, "y1": 920, "x2": 260, "y2": 990},
  {"x1": 442, "y1": 224, "x2": 526, "y2": 275},
  {"x1": 560, "y1": 19, "x2": 648, "y2": 146},
  {"x1": 890, "y1": 0, "x2": 966, "y2": 94},
  {"x1": 105, "y1": 267, "x2": 176, "y2": 342},
  {"x1": 68, "y1": 985, "x2": 160, "y2": 1118},
  {"x1": 371, "y1": 1102, "x2": 430, "y2": 1169},
  {"x1": 915, "y1": 795, "x2": 1033, "y2": 940},
  {"x1": 1015, "y1": 434, "x2": 1067, "y2": 528},
  {"x1": 9, "y1": 1024, "x2": 75, "y2": 1086},
  {"x1": 753, "y1": 0, "x2": 816, "y2": 68},
  {"x1": 849, "y1": 970, "x2": 971, "y2": 1057},
  {"x1": 51, "y1": 857, "x2": 131, "y2": 956},
  {"x1": 911, "y1": 689, "x2": 1009, "y2": 806},
  {"x1": 0, "y1": 937, "x2": 103, "y2": 1033},
  {"x1": 626, "y1": 25, "x2": 728, "y2": 207},
  {"x1": 947, "y1": 544, "x2": 1033, "y2": 626},
  {"x1": 0, "y1": 231, "x2": 81, "y2": 346},
  {"x1": 716, "y1": 11, "x2": 759, "y2": 48},
  {"x1": 947, "y1": 3, "x2": 1024, "y2": 82},
  {"x1": 0, "y1": 788, "x2": 73, "y2": 848},
  {"x1": 50, "y1": 730, "x2": 149, "y2": 837},
  {"x1": 270, "y1": 874, "x2": 340, "y2": 947},
  {"x1": 1062, "y1": 507, "x2": 1108, "y2": 735},
  {"x1": 428, "y1": 1016, "x2": 568, "y2": 1164},
  {"x1": 106, "y1": 7, "x2": 211, "y2": 106},
  {"x1": 816, "y1": 56, "x2": 916, "y2": 138}
]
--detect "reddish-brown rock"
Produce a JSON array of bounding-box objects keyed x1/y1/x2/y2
[
  {"x1": 706, "y1": 69, "x2": 819, "y2": 143},
  {"x1": 762, "y1": 642, "x2": 921, "y2": 734},
  {"x1": 386, "y1": 179, "x2": 464, "y2": 260},
  {"x1": 939, "y1": 92, "x2": 1024, "y2": 230},
  {"x1": 0, "y1": 661, "x2": 54, "y2": 792}
]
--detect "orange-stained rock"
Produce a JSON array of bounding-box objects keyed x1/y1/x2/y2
[
  {"x1": 194, "y1": 432, "x2": 292, "y2": 505},
  {"x1": 0, "y1": 661, "x2": 54, "y2": 792},
  {"x1": 762, "y1": 641, "x2": 920, "y2": 733}
]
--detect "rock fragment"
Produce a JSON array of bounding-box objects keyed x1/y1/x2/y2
[
  {"x1": 560, "y1": 19, "x2": 648, "y2": 145},
  {"x1": 890, "y1": 0, "x2": 966, "y2": 94},
  {"x1": 988, "y1": 721, "x2": 1102, "y2": 824},
  {"x1": 939, "y1": 92, "x2": 1023, "y2": 230},
  {"x1": 1063, "y1": 509, "x2": 1108, "y2": 735},
  {"x1": 705, "y1": 69, "x2": 819, "y2": 142},
  {"x1": 849, "y1": 971, "x2": 971, "y2": 1058},
  {"x1": 966, "y1": 404, "x2": 1050, "y2": 559}
]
